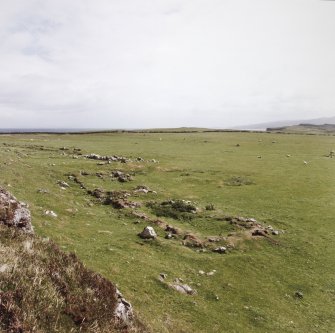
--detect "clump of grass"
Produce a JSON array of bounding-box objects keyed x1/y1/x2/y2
[
  {"x1": 146, "y1": 199, "x2": 198, "y2": 220},
  {"x1": 205, "y1": 204, "x2": 215, "y2": 211}
]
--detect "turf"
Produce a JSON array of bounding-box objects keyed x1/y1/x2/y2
[{"x1": 0, "y1": 131, "x2": 334, "y2": 332}]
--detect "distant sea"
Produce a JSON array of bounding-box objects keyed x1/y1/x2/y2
[{"x1": 0, "y1": 128, "x2": 109, "y2": 133}]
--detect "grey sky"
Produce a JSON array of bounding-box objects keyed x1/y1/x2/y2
[{"x1": 1, "y1": 0, "x2": 335, "y2": 128}]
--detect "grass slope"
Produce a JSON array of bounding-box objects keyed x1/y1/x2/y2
[{"x1": 0, "y1": 131, "x2": 334, "y2": 332}]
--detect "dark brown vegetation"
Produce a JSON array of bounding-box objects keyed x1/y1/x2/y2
[{"x1": 0, "y1": 225, "x2": 146, "y2": 333}]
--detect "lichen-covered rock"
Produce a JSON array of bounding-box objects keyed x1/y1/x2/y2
[
  {"x1": 0, "y1": 187, "x2": 33, "y2": 233},
  {"x1": 114, "y1": 288, "x2": 134, "y2": 325}
]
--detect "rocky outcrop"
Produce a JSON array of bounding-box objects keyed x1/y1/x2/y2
[
  {"x1": 114, "y1": 288, "x2": 134, "y2": 325},
  {"x1": 0, "y1": 187, "x2": 33, "y2": 233}
]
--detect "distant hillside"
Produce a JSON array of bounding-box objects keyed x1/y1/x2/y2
[
  {"x1": 236, "y1": 116, "x2": 335, "y2": 130},
  {"x1": 266, "y1": 123, "x2": 335, "y2": 134}
]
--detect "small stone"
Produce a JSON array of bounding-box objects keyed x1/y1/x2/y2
[
  {"x1": 165, "y1": 233, "x2": 173, "y2": 239},
  {"x1": 174, "y1": 277, "x2": 184, "y2": 283},
  {"x1": 272, "y1": 230, "x2": 279, "y2": 235},
  {"x1": 138, "y1": 226, "x2": 157, "y2": 239},
  {"x1": 45, "y1": 210, "x2": 58, "y2": 218},
  {"x1": 294, "y1": 291, "x2": 304, "y2": 299},
  {"x1": 198, "y1": 270, "x2": 205, "y2": 275},
  {"x1": 37, "y1": 188, "x2": 49, "y2": 194},
  {"x1": 213, "y1": 246, "x2": 227, "y2": 254},
  {"x1": 57, "y1": 180, "x2": 69, "y2": 188},
  {"x1": 171, "y1": 283, "x2": 197, "y2": 295},
  {"x1": 159, "y1": 273, "x2": 167, "y2": 280}
]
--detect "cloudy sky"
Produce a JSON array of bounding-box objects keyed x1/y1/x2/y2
[{"x1": 1, "y1": 0, "x2": 335, "y2": 129}]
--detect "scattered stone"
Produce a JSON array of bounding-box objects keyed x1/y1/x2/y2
[
  {"x1": 272, "y1": 230, "x2": 279, "y2": 235},
  {"x1": 134, "y1": 188, "x2": 148, "y2": 194},
  {"x1": 213, "y1": 247, "x2": 227, "y2": 254},
  {"x1": 159, "y1": 273, "x2": 167, "y2": 280},
  {"x1": 57, "y1": 180, "x2": 69, "y2": 188},
  {"x1": 294, "y1": 291, "x2": 304, "y2": 299},
  {"x1": 170, "y1": 283, "x2": 197, "y2": 295},
  {"x1": 65, "y1": 208, "x2": 78, "y2": 214},
  {"x1": 134, "y1": 185, "x2": 156, "y2": 194},
  {"x1": 37, "y1": 188, "x2": 49, "y2": 194},
  {"x1": 84, "y1": 153, "x2": 131, "y2": 163},
  {"x1": 111, "y1": 171, "x2": 133, "y2": 182},
  {"x1": 252, "y1": 229, "x2": 268, "y2": 237},
  {"x1": 138, "y1": 226, "x2": 157, "y2": 239},
  {"x1": 44, "y1": 210, "x2": 58, "y2": 218},
  {"x1": 0, "y1": 187, "x2": 33, "y2": 233},
  {"x1": 198, "y1": 270, "x2": 205, "y2": 275}
]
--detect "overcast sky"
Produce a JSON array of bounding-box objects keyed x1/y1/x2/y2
[{"x1": 1, "y1": 0, "x2": 335, "y2": 129}]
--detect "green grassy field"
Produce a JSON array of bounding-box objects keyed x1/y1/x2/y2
[{"x1": 0, "y1": 131, "x2": 334, "y2": 333}]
